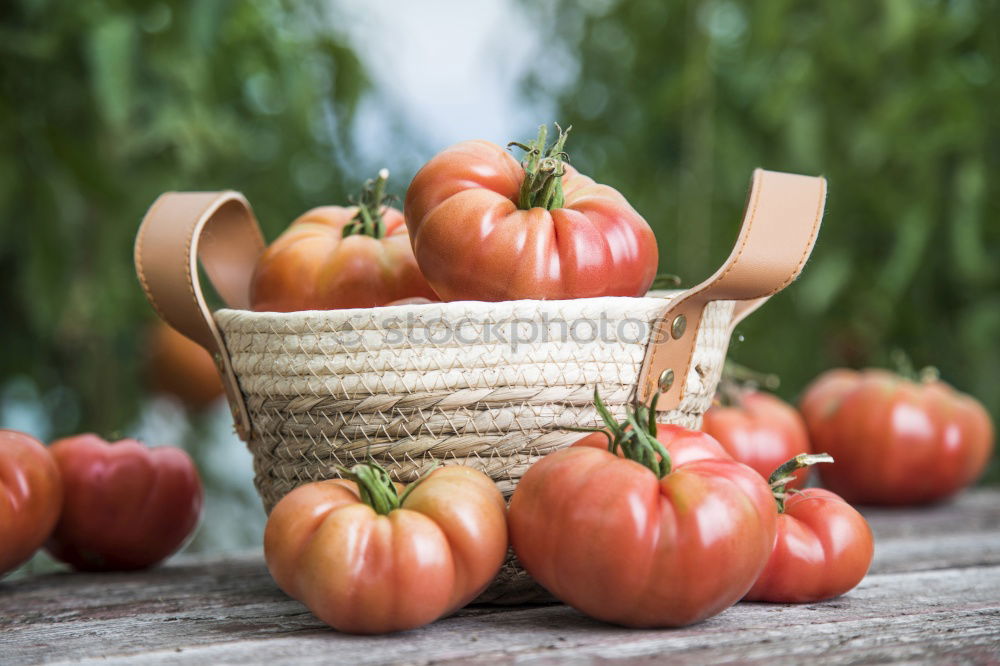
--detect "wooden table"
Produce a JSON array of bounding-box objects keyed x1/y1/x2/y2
[{"x1": 3, "y1": 491, "x2": 999, "y2": 665}]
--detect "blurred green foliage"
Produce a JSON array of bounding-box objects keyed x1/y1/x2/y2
[
  {"x1": 536, "y1": 0, "x2": 999, "y2": 478},
  {"x1": 1, "y1": 0, "x2": 366, "y2": 435},
  {"x1": 0, "y1": 0, "x2": 996, "y2": 490}
]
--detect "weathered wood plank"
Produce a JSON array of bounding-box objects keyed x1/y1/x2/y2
[
  {"x1": 1, "y1": 490, "x2": 997, "y2": 665},
  {"x1": 7, "y1": 566, "x2": 998, "y2": 665}
]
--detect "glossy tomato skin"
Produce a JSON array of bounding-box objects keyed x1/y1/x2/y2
[
  {"x1": 0, "y1": 431, "x2": 62, "y2": 576},
  {"x1": 702, "y1": 391, "x2": 812, "y2": 489},
  {"x1": 45, "y1": 435, "x2": 203, "y2": 571},
  {"x1": 511, "y1": 430, "x2": 776, "y2": 627},
  {"x1": 146, "y1": 321, "x2": 224, "y2": 409},
  {"x1": 264, "y1": 466, "x2": 507, "y2": 634},
  {"x1": 404, "y1": 140, "x2": 658, "y2": 301},
  {"x1": 800, "y1": 369, "x2": 994, "y2": 505},
  {"x1": 251, "y1": 206, "x2": 438, "y2": 312},
  {"x1": 745, "y1": 488, "x2": 873, "y2": 602}
]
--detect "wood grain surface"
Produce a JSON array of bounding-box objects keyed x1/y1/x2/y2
[{"x1": 2, "y1": 491, "x2": 998, "y2": 665}]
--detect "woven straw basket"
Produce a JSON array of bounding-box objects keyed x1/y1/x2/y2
[{"x1": 135, "y1": 168, "x2": 826, "y2": 603}]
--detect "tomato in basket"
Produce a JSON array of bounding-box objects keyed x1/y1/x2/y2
[
  {"x1": 0, "y1": 430, "x2": 62, "y2": 576},
  {"x1": 404, "y1": 124, "x2": 659, "y2": 301},
  {"x1": 800, "y1": 368, "x2": 993, "y2": 505},
  {"x1": 264, "y1": 462, "x2": 507, "y2": 634},
  {"x1": 509, "y1": 391, "x2": 776, "y2": 627},
  {"x1": 251, "y1": 170, "x2": 438, "y2": 312}
]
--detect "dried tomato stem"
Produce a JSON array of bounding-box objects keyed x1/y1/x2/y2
[
  {"x1": 768, "y1": 453, "x2": 834, "y2": 512},
  {"x1": 343, "y1": 169, "x2": 391, "y2": 239}
]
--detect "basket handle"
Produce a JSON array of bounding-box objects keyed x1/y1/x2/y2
[
  {"x1": 637, "y1": 168, "x2": 827, "y2": 410},
  {"x1": 134, "y1": 191, "x2": 265, "y2": 439}
]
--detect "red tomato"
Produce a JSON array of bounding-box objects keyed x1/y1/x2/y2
[
  {"x1": 0, "y1": 431, "x2": 62, "y2": 576},
  {"x1": 800, "y1": 368, "x2": 994, "y2": 505},
  {"x1": 251, "y1": 170, "x2": 438, "y2": 311},
  {"x1": 404, "y1": 125, "x2": 658, "y2": 301},
  {"x1": 510, "y1": 398, "x2": 776, "y2": 627},
  {"x1": 746, "y1": 487, "x2": 873, "y2": 603},
  {"x1": 146, "y1": 321, "x2": 224, "y2": 409},
  {"x1": 702, "y1": 390, "x2": 812, "y2": 489},
  {"x1": 264, "y1": 463, "x2": 507, "y2": 634},
  {"x1": 45, "y1": 435, "x2": 203, "y2": 571}
]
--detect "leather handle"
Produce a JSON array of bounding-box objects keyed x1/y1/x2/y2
[
  {"x1": 134, "y1": 191, "x2": 265, "y2": 439},
  {"x1": 638, "y1": 169, "x2": 827, "y2": 409}
]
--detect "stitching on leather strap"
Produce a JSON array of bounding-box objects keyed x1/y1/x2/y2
[
  {"x1": 642, "y1": 173, "x2": 764, "y2": 401},
  {"x1": 135, "y1": 195, "x2": 172, "y2": 328}
]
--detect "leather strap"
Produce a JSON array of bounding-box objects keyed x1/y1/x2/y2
[
  {"x1": 637, "y1": 168, "x2": 827, "y2": 409},
  {"x1": 134, "y1": 191, "x2": 265, "y2": 439}
]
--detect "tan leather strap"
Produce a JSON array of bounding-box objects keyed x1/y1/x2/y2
[
  {"x1": 638, "y1": 168, "x2": 826, "y2": 409},
  {"x1": 134, "y1": 191, "x2": 265, "y2": 439}
]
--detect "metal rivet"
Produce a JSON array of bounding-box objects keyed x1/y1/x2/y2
[
  {"x1": 671, "y1": 314, "x2": 687, "y2": 340},
  {"x1": 658, "y1": 368, "x2": 675, "y2": 393}
]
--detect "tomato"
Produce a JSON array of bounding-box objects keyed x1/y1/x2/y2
[
  {"x1": 509, "y1": 394, "x2": 776, "y2": 627},
  {"x1": 264, "y1": 462, "x2": 507, "y2": 634},
  {"x1": 745, "y1": 454, "x2": 874, "y2": 602},
  {"x1": 403, "y1": 125, "x2": 658, "y2": 301},
  {"x1": 252, "y1": 170, "x2": 438, "y2": 311},
  {"x1": 575, "y1": 422, "x2": 733, "y2": 466},
  {"x1": 800, "y1": 368, "x2": 994, "y2": 505},
  {"x1": 702, "y1": 390, "x2": 812, "y2": 489},
  {"x1": 45, "y1": 435, "x2": 203, "y2": 571},
  {"x1": 0, "y1": 430, "x2": 62, "y2": 576},
  {"x1": 146, "y1": 321, "x2": 224, "y2": 409}
]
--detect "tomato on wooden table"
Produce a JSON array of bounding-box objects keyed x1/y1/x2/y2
[
  {"x1": 251, "y1": 170, "x2": 438, "y2": 311},
  {"x1": 404, "y1": 124, "x2": 659, "y2": 301},
  {"x1": 702, "y1": 388, "x2": 812, "y2": 489},
  {"x1": 509, "y1": 393, "x2": 777, "y2": 627},
  {"x1": 45, "y1": 434, "x2": 203, "y2": 571},
  {"x1": 0, "y1": 430, "x2": 62, "y2": 576},
  {"x1": 800, "y1": 368, "x2": 994, "y2": 505},
  {"x1": 264, "y1": 462, "x2": 507, "y2": 634},
  {"x1": 745, "y1": 453, "x2": 874, "y2": 603}
]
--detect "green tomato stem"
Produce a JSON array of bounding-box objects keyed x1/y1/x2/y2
[
  {"x1": 768, "y1": 453, "x2": 834, "y2": 513},
  {"x1": 338, "y1": 458, "x2": 440, "y2": 515},
  {"x1": 343, "y1": 168, "x2": 391, "y2": 239},
  {"x1": 509, "y1": 123, "x2": 572, "y2": 211},
  {"x1": 592, "y1": 387, "x2": 672, "y2": 478}
]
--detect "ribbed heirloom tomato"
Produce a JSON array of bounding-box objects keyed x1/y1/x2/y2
[
  {"x1": 800, "y1": 368, "x2": 994, "y2": 505},
  {"x1": 745, "y1": 454, "x2": 874, "y2": 603},
  {"x1": 404, "y1": 125, "x2": 658, "y2": 301},
  {"x1": 0, "y1": 430, "x2": 62, "y2": 576},
  {"x1": 45, "y1": 435, "x2": 203, "y2": 571},
  {"x1": 509, "y1": 393, "x2": 777, "y2": 627},
  {"x1": 264, "y1": 462, "x2": 507, "y2": 634},
  {"x1": 702, "y1": 389, "x2": 812, "y2": 489},
  {"x1": 251, "y1": 170, "x2": 438, "y2": 311}
]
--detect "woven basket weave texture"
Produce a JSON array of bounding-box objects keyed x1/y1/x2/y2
[{"x1": 214, "y1": 292, "x2": 735, "y2": 513}]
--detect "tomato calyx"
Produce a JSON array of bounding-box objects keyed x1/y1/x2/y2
[
  {"x1": 889, "y1": 349, "x2": 940, "y2": 385},
  {"x1": 716, "y1": 361, "x2": 781, "y2": 407},
  {"x1": 576, "y1": 389, "x2": 674, "y2": 478},
  {"x1": 768, "y1": 453, "x2": 834, "y2": 512},
  {"x1": 342, "y1": 169, "x2": 393, "y2": 239},
  {"x1": 337, "y1": 458, "x2": 438, "y2": 515},
  {"x1": 508, "y1": 123, "x2": 572, "y2": 211}
]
